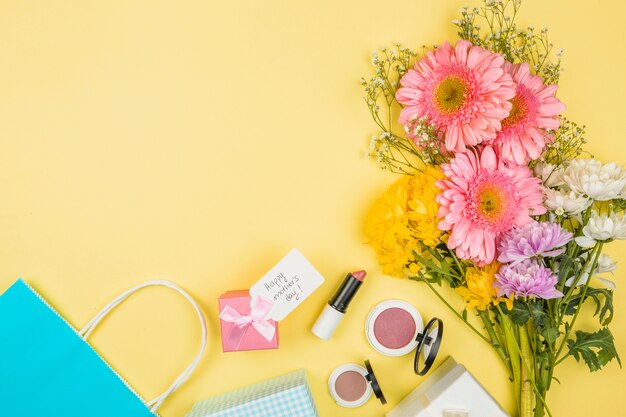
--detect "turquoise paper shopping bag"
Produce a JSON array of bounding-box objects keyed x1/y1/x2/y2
[{"x1": 0, "y1": 279, "x2": 207, "y2": 417}]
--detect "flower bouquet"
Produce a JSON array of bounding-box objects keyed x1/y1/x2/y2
[{"x1": 362, "y1": 1, "x2": 622, "y2": 416}]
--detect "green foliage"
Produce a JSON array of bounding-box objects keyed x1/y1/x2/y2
[
  {"x1": 541, "y1": 117, "x2": 588, "y2": 168},
  {"x1": 539, "y1": 322, "x2": 560, "y2": 345},
  {"x1": 609, "y1": 198, "x2": 626, "y2": 212},
  {"x1": 564, "y1": 287, "x2": 614, "y2": 326},
  {"x1": 506, "y1": 299, "x2": 560, "y2": 344},
  {"x1": 411, "y1": 247, "x2": 464, "y2": 288},
  {"x1": 454, "y1": 0, "x2": 562, "y2": 84},
  {"x1": 566, "y1": 328, "x2": 622, "y2": 372},
  {"x1": 507, "y1": 298, "x2": 545, "y2": 325},
  {"x1": 507, "y1": 299, "x2": 533, "y2": 325},
  {"x1": 556, "y1": 254, "x2": 576, "y2": 282},
  {"x1": 361, "y1": 45, "x2": 426, "y2": 174}
]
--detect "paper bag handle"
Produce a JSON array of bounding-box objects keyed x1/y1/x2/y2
[{"x1": 78, "y1": 280, "x2": 207, "y2": 413}]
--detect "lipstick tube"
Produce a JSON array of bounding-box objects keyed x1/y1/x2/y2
[{"x1": 311, "y1": 270, "x2": 366, "y2": 340}]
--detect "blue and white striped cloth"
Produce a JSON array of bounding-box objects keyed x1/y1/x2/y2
[{"x1": 186, "y1": 369, "x2": 319, "y2": 417}]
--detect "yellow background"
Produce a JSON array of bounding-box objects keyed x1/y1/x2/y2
[{"x1": 0, "y1": 0, "x2": 624, "y2": 416}]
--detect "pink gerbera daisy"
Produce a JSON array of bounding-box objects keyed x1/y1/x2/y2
[
  {"x1": 396, "y1": 40, "x2": 516, "y2": 153},
  {"x1": 490, "y1": 62, "x2": 566, "y2": 165},
  {"x1": 436, "y1": 146, "x2": 546, "y2": 264}
]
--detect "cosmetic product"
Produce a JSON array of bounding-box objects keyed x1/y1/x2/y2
[
  {"x1": 311, "y1": 270, "x2": 366, "y2": 340},
  {"x1": 386, "y1": 357, "x2": 509, "y2": 417},
  {"x1": 366, "y1": 299, "x2": 443, "y2": 375},
  {"x1": 328, "y1": 360, "x2": 386, "y2": 408}
]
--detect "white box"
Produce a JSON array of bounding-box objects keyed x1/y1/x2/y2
[{"x1": 386, "y1": 357, "x2": 509, "y2": 417}]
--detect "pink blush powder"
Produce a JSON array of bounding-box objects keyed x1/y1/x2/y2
[
  {"x1": 334, "y1": 371, "x2": 367, "y2": 402},
  {"x1": 373, "y1": 307, "x2": 416, "y2": 349}
]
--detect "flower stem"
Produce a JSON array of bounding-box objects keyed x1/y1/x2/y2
[
  {"x1": 498, "y1": 305, "x2": 554, "y2": 417},
  {"x1": 519, "y1": 325, "x2": 534, "y2": 417},
  {"x1": 415, "y1": 273, "x2": 491, "y2": 344},
  {"x1": 534, "y1": 359, "x2": 550, "y2": 417},
  {"x1": 449, "y1": 248, "x2": 466, "y2": 275},
  {"x1": 480, "y1": 310, "x2": 512, "y2": 376},
  {"x1": 499, "y1": 310, "x2": 522, "y2": 415},
  {"x1": 559, "y1": 243, "x2": 599, "y2": 302},
  {"x1": 554, "y1": 242, "x2": 603, "y2": 364}
]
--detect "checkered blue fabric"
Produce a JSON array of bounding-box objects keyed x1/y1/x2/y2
[{"x1": 186, "y1": 369, "x2": 319, "y2": 417}]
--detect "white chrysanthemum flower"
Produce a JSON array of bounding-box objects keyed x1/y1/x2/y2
[
  {"x1": 534, "y1": 162, "x2": 565, "y2": 188},
  {"x1": 596, "y1": 253, "x2": 618, "y2": 273},
  {"x1": 563, "y1": 159, "x2": 626, "y2": 201},
  {"x1": 575, "y1": 211, "x2": 626, "y2": 248},
  {"x1": 565, "y1": 253, "x2": 617, "y2": 289},
  {"x1": 543, "y1": 187, "x2": 592, "y2": 216}
]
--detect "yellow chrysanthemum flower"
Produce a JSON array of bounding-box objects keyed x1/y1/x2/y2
[
  {"x1": 406, "y1": 167, "x2": 445, "y2": 247},
  {"x1": 365, "y1": 167, "x2": 445, "y2": 278},
  {"x1": 372, "y1": 235, "x2": 423, "y2": 278},
  {"x1": 456, "y1": 263, "x2": 510, "y2": 311}
]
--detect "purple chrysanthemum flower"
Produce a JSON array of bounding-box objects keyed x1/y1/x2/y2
[
  {"x1": 498, "y1": 221, "x2": 573, "y2": 264},
  {"x1": 495, "y1": 259, "x2": 564, "y2": 299}
]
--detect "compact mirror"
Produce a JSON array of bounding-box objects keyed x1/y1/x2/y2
[{"x1": 413, "y1": 317, "x2": 443, "y2": 376}]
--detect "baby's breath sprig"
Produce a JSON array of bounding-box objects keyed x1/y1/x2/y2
[
  {"x1": 454, "y1": 0, "x2": 562, "y2": 85},
  {"x1": 404, "y1": 115, "x2": 447, "y2": 165},
  {"x1": 541, "y1": 117, "x2": 589, "y2": 168},
  {"x1": 362, "y1": 44, "x2": 437, "y2": 174},
  {"x1": 369, "y1": 132, "x2": 418, "y2": 174}
]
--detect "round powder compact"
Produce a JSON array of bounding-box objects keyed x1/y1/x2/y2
[
  {"x1": 366, "y1": 300, "x2": 423, "y2": 356},
  {"x1": 328, "y1": 362, "x2": 386, "y2": 408}
]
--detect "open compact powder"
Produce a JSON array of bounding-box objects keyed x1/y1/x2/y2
[
  {"x1": 328, "y1": 362, "x2": 385, "y2": 408},
  {"x1": 366, "y1": 300, "x2": 423, "y2": 356},
  {"x1": 334, "y1": 370, "x2": 367, "y2": 402}
]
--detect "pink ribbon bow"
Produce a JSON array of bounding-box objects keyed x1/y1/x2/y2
[{"x1": 219, "y1": 296, "x2": 275, "y2": 349}]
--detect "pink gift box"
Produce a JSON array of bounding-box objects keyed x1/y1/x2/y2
[{"x1": 218, "y1": 290, "x2": 279, "y2": 352}]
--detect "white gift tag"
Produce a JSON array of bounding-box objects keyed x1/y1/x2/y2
[{"x1": 250, "y1": 248, "x2": 325, "y2": 321}]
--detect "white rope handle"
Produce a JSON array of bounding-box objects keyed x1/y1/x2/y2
[{"x1": 79, "y1": 280, "x2": 208, "y2": 413}]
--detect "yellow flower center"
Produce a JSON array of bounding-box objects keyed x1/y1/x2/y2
[
  {"x1": 467, "y1": 170, "x2": 518, "y2": 233},
  {"x1": 479, "y1": 187, "x2": 503, "y2": 218},
  {"x1": 501, "y1": 96, "x2": 527, "y2": 128},
  {"x1": 434, "y1": 76, "x2": 467, "y2": 113}
]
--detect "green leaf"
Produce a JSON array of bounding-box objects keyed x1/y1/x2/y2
[
  {"x1": 507, "y1": 299, "x2": 531, "y2": 325},
  {"x1": 593, "y1": 289, "x2": 614, "y2": 325},
  {"x1": 540, "y1": 323, "x2": 560, "y2": 344},
  {"x1": 412, "y1": 250, "x2": 462, "y2": 287},
  {"x1": 520, "y1": 299, "x2": 560, "y2": 344},
  {"x1": 528, "y1": 300, "x2": 548, "y2": 330},
  {"x1": 564, "y1": 288, "x2": 614, "y2": 325},
  {"x1": 535, "y1": 349, "x2": 550, "y2": 364},
  {"x1": 507, "y1": 299, "x2": 549, "y2": 329},
  {"x1": 566, "y1": 328, "x2": 622, "y2": 372},
  {"x1": 557, "y1": 254, "x2": 576, "y2": 285},
  {"x1": 609, "y1": 198, "x2": 626, "y2": 212},
  {"x1": 439, "y1": 259, "x2": 451, "y2": 275}
]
